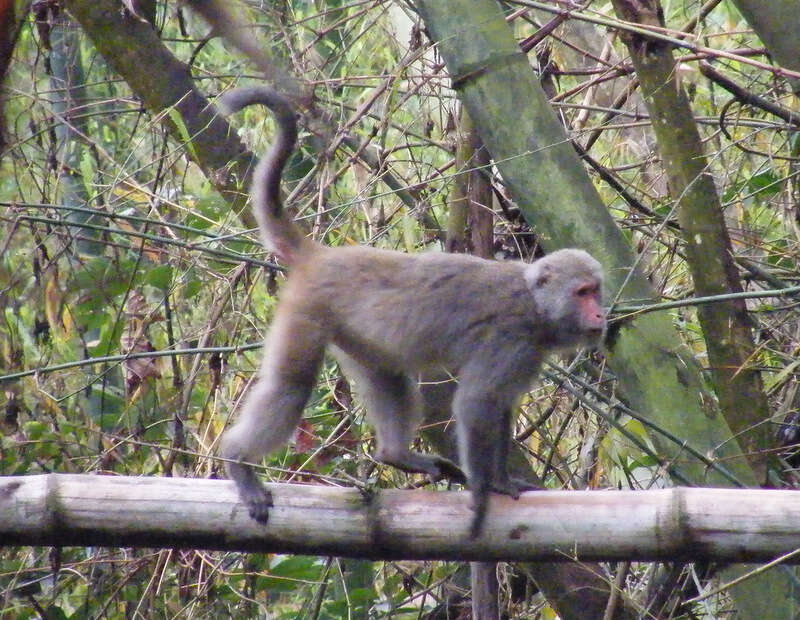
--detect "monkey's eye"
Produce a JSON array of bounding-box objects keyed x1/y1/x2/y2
[{"x1": 576, "y1": 285, "x2": 595, "y2": 297}]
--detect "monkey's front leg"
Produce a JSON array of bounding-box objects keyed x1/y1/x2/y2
[
  {"x1": 455, "y1": 393, "x2": 508, "y2": 538},
  {"x1": 227, "y1": 461, "x2": 273, "y2": 523},
  {"x1": 456, "y1": 395, "x2": 531, "y2": 538},
  {"x1": 467, "y1": 473, "x2": 535, "y2": 538},
  {"x1": 490, "y1": 407, "x2": 539, "y2": 498}
]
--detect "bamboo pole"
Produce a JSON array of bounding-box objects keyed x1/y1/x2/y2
[{"x1": 3, "y1": 474, "x2": 800, "y2": 563}]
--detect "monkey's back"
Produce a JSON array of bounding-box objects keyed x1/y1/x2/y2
[{"x1": 282, "y1": 246, "x2": 545, "y2": 375}]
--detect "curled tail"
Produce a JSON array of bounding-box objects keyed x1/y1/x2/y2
[{"x1": 217, "y1": 86, "x2": 308, "y2": 264}]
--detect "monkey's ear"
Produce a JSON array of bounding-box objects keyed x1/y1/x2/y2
[{"x1": 524, "y1": 263, "x2": 550, "y2": 290}]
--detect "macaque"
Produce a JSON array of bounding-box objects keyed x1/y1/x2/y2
[{"x1": 217, "y1": 86, "x2": 606, "y2": 537}]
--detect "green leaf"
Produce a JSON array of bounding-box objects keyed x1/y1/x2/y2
[
  {"x1": 255, "y1": 556, "x2": 323, "y2": 592},
  {"x1": 22, "y1": 420, "x2": 47, "y2": 440},
  {"x1": 185, "y1": 194, "x2": 224, "y2": 231},
  {"x1": 146, "y1": 265, "x2": 173, "y2": 290},
  {"x1": 79, "y1": 150, "x2": 94, "y2": 195},
  {"x1": 746, "y1": 170, "x2": 780, "y2": 197},
  {"x1": 167, "y1": 109, "x2": 197, "y2": 159}
]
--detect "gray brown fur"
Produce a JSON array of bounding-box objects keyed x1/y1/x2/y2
[{"x1": 218, "y1": 86, "x2": 606, "y2": 537}]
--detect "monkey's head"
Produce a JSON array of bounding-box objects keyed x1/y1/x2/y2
[{"x1": 524, "y1": 248, "x2": 606, "y2": 348}]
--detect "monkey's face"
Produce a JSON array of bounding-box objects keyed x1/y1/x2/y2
[
  {"x1": 571, "y1": 278, "x2": 606, "y2": 343},
  {"x1": 525, "y1": 248, "x2": 606, "y2": 348}
]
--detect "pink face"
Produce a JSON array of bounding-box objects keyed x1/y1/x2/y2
[{"x1": 574, "y1": 279, "x2": 606, "y2": 336}]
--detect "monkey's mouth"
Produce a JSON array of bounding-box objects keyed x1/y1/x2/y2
[
  {"x1": 589, "y1": 330, "x2": 607, "y2": 346},
  {"x1": 580, "y1": 326, "x2": 606, "y2": 345}
]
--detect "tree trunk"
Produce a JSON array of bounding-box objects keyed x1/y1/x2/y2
[{"x1": 607, "y1": 1, "x2": 787, "y2": 616}]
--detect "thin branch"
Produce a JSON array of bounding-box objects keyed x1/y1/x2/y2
[
  {"x1": 0, "y1": 344, "x2": 262, "y2": 384},
  {"x1": 612, "y1": 285, "x2": 800, "y2": 318},
  {"x1": 699, "y1": 61, "x2": 800, "y2": 127}
]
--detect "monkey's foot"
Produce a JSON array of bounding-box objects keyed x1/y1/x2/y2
[
  {"x1": 241, "y1": 484, "x2": 274, "y2": 524},
  {"x1": 228, "y1": 462, "x2": 273, "y2": 524},
  {"x1": 376, "y1": 451, "x2": 467, "y2": 485},
  {"x1": 432, "y1": 456, "x2": 468, "y2": 485}
]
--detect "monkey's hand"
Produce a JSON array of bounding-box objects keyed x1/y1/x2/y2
[
  {"x1": 490, "y1": 476, "x2": 539, "y2": 499},
  {"x1": 228, "y1": 461, "x2": 273, "y2": 524},
  {"x1": 469, "y1": 478, "x2": 539, "y2": 538}
]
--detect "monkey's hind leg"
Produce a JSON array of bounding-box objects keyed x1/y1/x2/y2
[
  {"x1": 338, "y1": 356, "x2": 466, "y2": 484},
  {"x1": 222, "y1": 316, "x2": 325, "y2": 524}
]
